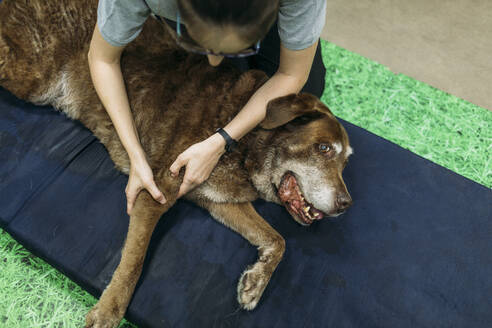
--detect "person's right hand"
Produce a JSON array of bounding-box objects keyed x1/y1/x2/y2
[{"x1": 126, "y1": 156, "x2": 166, "y2": 215}]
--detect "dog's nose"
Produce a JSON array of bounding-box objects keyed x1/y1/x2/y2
[{"x1": 336, "y1": 193, "x2": 352, "y2": 212}]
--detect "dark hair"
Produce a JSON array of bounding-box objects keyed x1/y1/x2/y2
[{"x1": 177, "y1": 0, "x2": 279, "y2": 44}]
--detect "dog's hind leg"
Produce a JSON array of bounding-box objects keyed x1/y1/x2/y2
[
  {"x1": 85, "y1": 189, "x2": 176, "y2": 328},
  {"x1": 199, "y1": 201, "x2": 286, "y2": 310}
]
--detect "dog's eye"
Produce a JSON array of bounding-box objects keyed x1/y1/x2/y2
[{"x1": 319, "y1": 143, "x2": 331, "y2": 153}]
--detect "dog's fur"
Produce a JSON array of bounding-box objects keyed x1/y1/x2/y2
[{"x1": 0, "y1": 0, "x2": 353, "y2": 327}]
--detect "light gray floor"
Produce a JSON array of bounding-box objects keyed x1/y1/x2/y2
[{"x1": 322, "y1": 0, "x2": 492, "y2": 110}]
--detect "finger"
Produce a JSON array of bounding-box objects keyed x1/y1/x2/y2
[
  {"x1": 126, "y1": 187, "x2": 140, "y2": 215},
  {"x1": 147, "y1": 181, "x2": 167, "y2": 204},
  {"x1": 169, "y1": 155, "x2": 187, "y2": 177},
  {"x1": 177, "y1": 179, "x2": 194, "y2": 199}
]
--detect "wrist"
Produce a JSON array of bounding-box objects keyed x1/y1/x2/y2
[
  {"x1": 215, "y1": 127, "x2": 239, "y2": 153},
  {"x1": 128, "y1": 147, "x2": 147, "y2": 163},
  {"x1": 209, "y1": 132, "x2": 227, "y2": 155}
]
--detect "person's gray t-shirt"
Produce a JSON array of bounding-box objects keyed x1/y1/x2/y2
[{"x1": 97, "y1": 0, "x2": 326, "y2": 50}]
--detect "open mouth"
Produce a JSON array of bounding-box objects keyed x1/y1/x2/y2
[{"x1": 277, "y1": 171, "x2": 327, "y2": 225}]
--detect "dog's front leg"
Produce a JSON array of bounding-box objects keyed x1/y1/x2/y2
[
  {"x1": 85, "y1": 191, "x2": 173, "y2": 328},
  {"x1": 201, "y1": 201, "x2": 285, "y2": 310}
]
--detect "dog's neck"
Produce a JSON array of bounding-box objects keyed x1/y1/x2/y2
[
  {"x1": 239, "y1": 129, "x2": 280, "y2": 203},
  {"x1": 240, "y1": 128, "x2": 270, "y2": 166}
]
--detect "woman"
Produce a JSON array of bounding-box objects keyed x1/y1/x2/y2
[{"x1": 88, "y1": 0, "x2": 327, "y2": 214}]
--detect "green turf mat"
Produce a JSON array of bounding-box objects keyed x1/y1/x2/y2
[
  {"x1": 0, "y1": 230, "x2": 136, "y2": 328},
  {"x1": 320, "y1": 40, "x2": 491, "y2": 189},
  {"x1": 0, "y1": 40, "x2": 490, "y2": 328}
]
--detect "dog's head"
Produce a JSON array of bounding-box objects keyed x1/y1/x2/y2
[{"x1": 253, "y1": 93, "x2": 353, "y2": 226}]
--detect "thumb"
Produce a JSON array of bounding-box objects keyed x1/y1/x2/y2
[
  {"x1": 147, "y1": 181, "x2": 167, "y2": 204},
  {"x1": 126, "y1": 188, "x2": 139, "y2": 215}
]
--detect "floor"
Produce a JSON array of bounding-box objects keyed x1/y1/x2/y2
[{"x1": 322, "y1": 0, "x2": 492, "y2": 110}]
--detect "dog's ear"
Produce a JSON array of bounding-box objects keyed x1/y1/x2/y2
[{"x1": 259, "y1": 93, "x2": 332, "y2": 129}]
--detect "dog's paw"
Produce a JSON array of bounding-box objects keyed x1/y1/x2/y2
[
  {"x1": 237, "y1": 263, "x2": 270, "y2": 310},
  {"x1": 85, "y1": 304, "x2": 123, "y2": 328}
]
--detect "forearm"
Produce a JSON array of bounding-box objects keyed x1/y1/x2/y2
[
  {"x1": 224, "y1": 72, "x2": 305, "y2": 140},
  {"x1": 88, "y1": 52, "x2": 145, "y2": 161},
  {"x1": 224, "y1": 40, "x2": 318, "y2": 140}
]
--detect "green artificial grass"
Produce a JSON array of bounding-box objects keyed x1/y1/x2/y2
[
  {"x1": 320, "y1": 41, "x2": 491, "y2": 188},
  {"x1": 0, "y1": 39, "x2": 490, "y2": 327},
  {"x1": 0, "y1": 230, "x2": 136, "y2": 328}
]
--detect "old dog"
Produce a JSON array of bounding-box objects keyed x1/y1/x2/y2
[{"x1": 0, "y1": 0, "x2": 353, "y2": 326}]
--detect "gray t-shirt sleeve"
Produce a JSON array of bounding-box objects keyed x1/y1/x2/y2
[
  {"x1": 97, "y1": 0, "x2": 151, "y2": 47},
  {"x1": 278, "y1": 0, "x2": 327, "y2": 50}
]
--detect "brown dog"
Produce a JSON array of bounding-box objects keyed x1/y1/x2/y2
[{"x1": 0, "y1": 0, "x2": 353, "y2": 327}]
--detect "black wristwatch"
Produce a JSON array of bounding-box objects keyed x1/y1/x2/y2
[{"x1": 215, "y1": 128, "x2": 238, "y2": 152}]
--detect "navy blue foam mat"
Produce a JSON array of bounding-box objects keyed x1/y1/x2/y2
[{"x1": 0, "y1": 87, "x2": 491, "y2": 328}]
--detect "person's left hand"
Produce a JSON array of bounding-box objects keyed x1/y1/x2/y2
[{"x1": 169, "y1": 133, "x2": 226, "y2": 198}]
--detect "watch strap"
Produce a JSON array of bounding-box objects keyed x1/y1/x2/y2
[{"x1": 215, "y1": 128, "x2": 237, "y2": 152}]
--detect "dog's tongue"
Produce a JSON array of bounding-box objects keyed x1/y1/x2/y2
[
  {"x1": 278, "y1": 173, "x2": 301, "y2": 203},
  {"x1": 278, "y1": 173, "x2": 325, "y2": 220}
]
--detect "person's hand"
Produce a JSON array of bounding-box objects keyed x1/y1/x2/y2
[
  {"x1": 126, "y1": 156, "x2": 166, "y2": 215},
  {"x1": 169, "y1": 133, "x2": 226, "y2": 198}
]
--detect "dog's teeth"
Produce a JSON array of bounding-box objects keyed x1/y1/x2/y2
[{"x1": 302, "y1": 206, "x2": 314, "y2": 221}]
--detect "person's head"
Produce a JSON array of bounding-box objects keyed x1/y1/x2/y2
[{"x1": 176, "y1": 0, "x2": 279, "y2": 66}]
